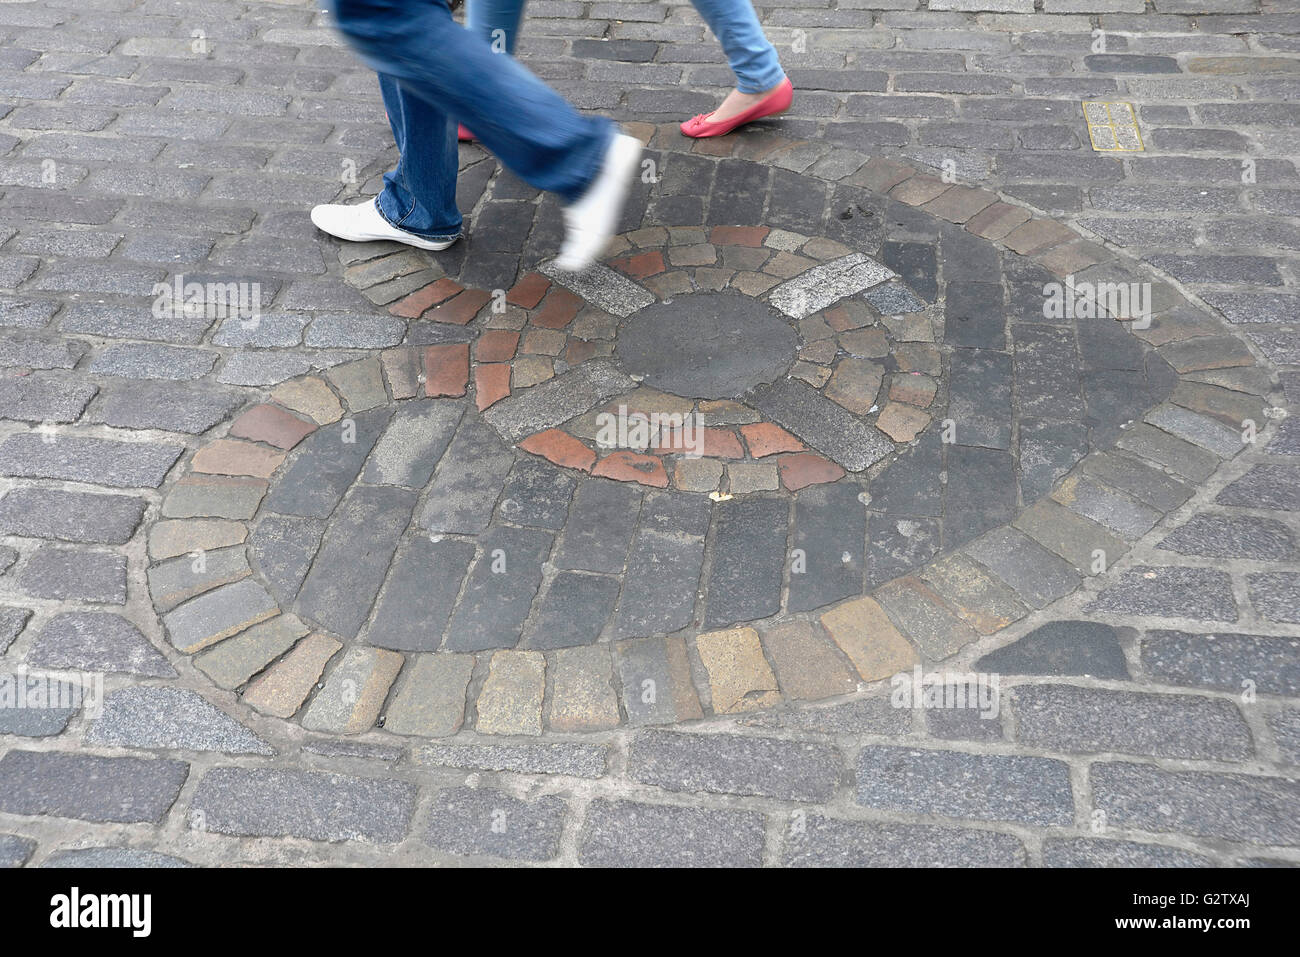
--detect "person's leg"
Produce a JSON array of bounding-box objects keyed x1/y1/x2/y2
[
  {"x1": 688, "y1": 0, "x2": 788, "y2": 123},
  {"x1": 466, "y1": 0, "x2": 526, "y2": 54},
  {"x1": 376, "y1": 73, "x2": 461, "y2": 240},
  {"x1": 328, "y1": 0, "x2": 640, "y2": 269},
  {"x1": 458, "y1": 0, "x2": 527, "y2": 140},
  {"x1": 330, "y1": 0, "x2": 608, "y2": 202}
]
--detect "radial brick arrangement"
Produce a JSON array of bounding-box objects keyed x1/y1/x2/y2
[
  {"x1": 138, "y1": 143, "x2": 1256, "y2": 736},
  {"x1": 0, "y1": 0, "x2": 1298, "y2": 869}
]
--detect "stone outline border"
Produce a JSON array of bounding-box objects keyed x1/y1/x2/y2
[{"x1": 142, "y1": 133, "x2": 1279, "y2": 738}]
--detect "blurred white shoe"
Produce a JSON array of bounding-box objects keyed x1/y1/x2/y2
[
  {"x1": 310, "y1": 199, "x2": 459, "y2": 251},
  {"x1": 553, "y1": 132, "x2": 642, "y2": 272}
]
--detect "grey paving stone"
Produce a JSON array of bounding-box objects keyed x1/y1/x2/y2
[
  {"x1": 193, "y1": 614, "x2": 309, "y2": 690},
  {"x1": 554, "y1": 477, "x2": 641, "y2": 572},
  {"x1": 0, "y1": 433, "x2": 183, "y2": 488},
  {"x1": 1042, "y1": 838, "x2": 1213, "y2": 868},
  {"x1": 262, "y1": 407, "x2": 390, "y2": 517},
  {"x1": 748, "y1": 376, "x2": 892, "y2": 471},
  {"x1": 784, "y1": 815, "x2": 1026, "y2": 867},
  {"x1": 0, "y1": 834, "x2": 36, "y2": 868},
  {"x1": 15, "y1": 545, "x2": 126, "y2": 603},
  {"x1": 618, "y1": 293, "x2": 798, "y2": 401},
  {"x1": 0, "y1": 372, "x2": 98, "y2": 423},
  {"x1": 88, "y1": 343, "x2": 216, "y2": 380},
  {"x1": 963, "y1": 527, "x2": 1082, "y2": 609},
  {"x1": 579, "y1": 799, "x2": 766, "y2": 867},
  {"x1": 527, "y1": 571, "x2": 619, "y2": 649},
  {"x1": 86, "y1": 687, "x2": 272, "y2": 755},
  {"x1": 628, "y1": 729, "x2": 842, "y2": 802},
  {"x1": 297, "y1": 485, "x2": 418, "y2": 639},
  {"x1": 1147, "y1": 404, "x2": 1243, "y2": 458},
  {"x1": 855, "y1": 746, "x2": 1074, "y2": 826},
  {"x1": 246, "y1": 514, "x2": 322, "y2": 604},
  {"x1": 947, "y1": 348, "x2": 1012, "y2": 451},
  {"x1": 863, "y1": 281, "x2": 926, "y2": 315},
  {"x1": 1054, "y1": 473, "x2": 1162, "y2": 539},
  {"x1": 58, "y1": 300, "x2": 214, "y2": 343},
  {"x1": 0, "y1": 607, "x2": 32, "y2": 655},
  {"x1": 365, "y1": 537, "x2": 474, "y2": 652},
  {"x1": 1013, "y1": 685, "x2": 1253, "y2": 760},
  {"x1": 0, "y1": 672, "x2": 79, "y2": 737},
  {"x1": 163, "y1": 578, "x2": 279, "y2": 654},
  {"x1": 868, "y1": 431, "x2": 942, "y2": 517},
  {"x1": 418, "y1": 410, "x2": 515, "y2": 534},
  {"x1": 482, "y1": 360, "x2": 635, "y2": 443},
  {"x1": 1087, "y1": 566, "x2": 1238, "y2": 622},
  {"x1": 788, "y1": 481, "x2": 867, "y2": 613},
  {"x1": 1269, "y1": 710, "x2": 1300, "y2": 766},
  {"x1": 29, "y1": 612, "x2": 175, "y2": 677},
  {"x1": 1217, "y1": 465, "x2": 1300, "y2": 512},
  {"x1": 740, "y1": 697, "x2": 912, "y2": 736},
  {"x1": 1078, "y1": 452, "x2": 1195, "y2": 512},
  {"x1": 0, "y1": 751, "x2": 187, "y2": 824},
  {"x1": 540, "y1": 260, "x2": 654, "y2": 317},
  {"x1": 495, "y1": 457, "x2": 578, "y2": 530},
  {"x1": 422, "y1": 787, "x2": 566, "y2": 862},
  {"x1": 86, "y1": 380, "x2": 243, "y2": 433},
  {"x1": 1090, "y1": 762, "x2": 1300, "y2": 845},
  {"x1": 1248, "y1": 572, "x2": 1300, "y2": 624},
  {"x1": 1115, "y1": 422, "x2": 1220, "y2": 482},
  {"x1": 0, "y1": 330, "x2": 85, "y2": 368},
  {"x1": 415, "y1": 742, "x2": 608, "y2": 778},
  {"x1": 361, "y1": 400, "x2": 461, "y2": 488},
  {"x1": 42, "y1": 848, "x2": 192, "y2": 868},
  {"x1": 444, "y1": 524, "x2": 554, "y2": 652},
  {"x1": 1142, "y1": 630, "x2": 1299, "y2": 697},
  {"x1": 0, "y1": 546, "x2": 14, "y2": 574},
  {"x1": 704, "y1": 496, "x2": 789, "y2": 627},
  {"x1": 0, "y1": 296, "x2": 59, "y2": 329},
  {"x1": 1158, "y1": 514, "x2": 1297, "y2": 561},
  {"x1": 943, "y1": 445, "x2": 1018, "y2": 549},
  {"x1": 976, "y1": 620, "x2": 1131, "y2": 679},
  {"x1": 189, "y1": 768, "x2": 417, "y2": 843},
  {"x1": 148, "y1": 545, "x2": 250, "y2": 614}
]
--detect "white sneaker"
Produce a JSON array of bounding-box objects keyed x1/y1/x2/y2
[
  {"x1": 310, "y1": 198, "x2": 459, "y2": 251},
  {"x1": 552, "y1": 132, "x2": 643, "y2": 272}
]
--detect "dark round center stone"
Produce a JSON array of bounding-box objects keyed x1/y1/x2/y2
[{"x1": 614, "y1": 292, "x2": 800, "y2": 401}]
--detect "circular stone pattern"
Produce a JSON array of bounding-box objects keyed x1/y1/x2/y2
[{"x1": 615, "y1": 292, "x2": 799, "y2": 400}]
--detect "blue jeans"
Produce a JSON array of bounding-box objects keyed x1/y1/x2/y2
[
  {"x1": 330, "y1": 0, "x2": 613, "y2": 240},
  {"x1": 465, "y1": 0, "x2": 785, "y2": 92},
  {"x1": 690, "y1": 0, "x2": 786, "y2": 93}
]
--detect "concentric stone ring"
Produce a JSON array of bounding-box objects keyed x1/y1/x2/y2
[{"x1": 134, "y1": 142, "x2": 1256, "y2": 741}]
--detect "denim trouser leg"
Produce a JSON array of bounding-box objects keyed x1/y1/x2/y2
[
  {"x1": 467, "y1": 0, "x2": 526, "y2": 54},
  {"x1": 376, "y1": 74, "x2": 462, "y2": 240},
  {"x1": 687, "y1": 0, "x2": 786, "y2": 93},
  {"x1": 331, "y1": 0, "x2": 612, "y2": 204}
]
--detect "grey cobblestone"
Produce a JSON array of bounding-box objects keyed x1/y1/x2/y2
[
  {"x1": 579, "y1": 799, "x2": 766, "y2": 867},
  {"x1": 189, "y1": 768, "x2": 418, "y2": 843}
]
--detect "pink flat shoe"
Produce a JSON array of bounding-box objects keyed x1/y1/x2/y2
[
  {"x1": 680, "y1": 78, "x2": 793, "y2": 139},
  {"x1": 458, "y1": 124, "x2": 475, "y2": 142}
]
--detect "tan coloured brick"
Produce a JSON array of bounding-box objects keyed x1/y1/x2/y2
[
  {"x1": 695, "y1": 627, "x2": 780, "y2": 713},
  {"x1": 242, "y1": 634, "x2": 342, "y2": 718},
  {"x1": 819, "y1": 596, "x2": 917, "y2": 682}
]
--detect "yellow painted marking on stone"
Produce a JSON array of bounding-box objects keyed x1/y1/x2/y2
[{"x1": 1083, "y1": 101, "x2": 1145, "y2": 153}]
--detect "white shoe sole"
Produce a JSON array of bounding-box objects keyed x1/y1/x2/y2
[{"x1": 553, "y1": 133, "x2": 643, "y2": 272}]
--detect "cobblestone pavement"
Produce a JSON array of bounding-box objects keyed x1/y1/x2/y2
[{"x1": 0, "y1": 0, "x2": 1298, "y2": 867}]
